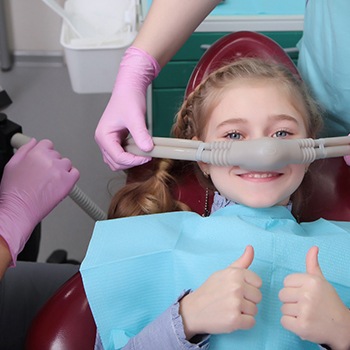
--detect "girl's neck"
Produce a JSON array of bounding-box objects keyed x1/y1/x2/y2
[{"x1": 211, "y1": 192, "x2": 292, "y2": 214}]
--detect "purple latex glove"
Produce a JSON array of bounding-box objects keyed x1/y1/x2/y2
[
  {"x1": 95, "y1": 46, "x2": 160, "y2": 171},
  {"x1": 0, "y1": 139, "x2": 79, "y2": 265}
]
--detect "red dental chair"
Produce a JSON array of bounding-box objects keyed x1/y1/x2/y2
[{"x1": 25, "y1": 32, "x2": 350, "y2": 350}]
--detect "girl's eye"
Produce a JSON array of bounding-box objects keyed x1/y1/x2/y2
[
  {"x1": 273, "y1": 130, "x2": 291, "y2": 138},
  {"x1": 225, "y1": 131, "x2": 242, "y2": 140}
]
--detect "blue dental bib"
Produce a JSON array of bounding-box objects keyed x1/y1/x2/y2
[{"x1": 81, "y1": 205, "x2": 350, "y2": 350}]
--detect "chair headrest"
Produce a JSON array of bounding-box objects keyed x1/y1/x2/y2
[{"x1": 186, "y1": 31, "x2": 300, "y2": 97}]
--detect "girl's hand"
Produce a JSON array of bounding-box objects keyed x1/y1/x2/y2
[
  {"x1": 279, "y1": 246, "x2": 350, "y2": 350},
  {"x1": 179, "y1": 245, "x2": 262, "y2": 339}
]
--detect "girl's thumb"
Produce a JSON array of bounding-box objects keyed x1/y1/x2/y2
[
  {"x1": 230, "y1": 245, "x2": 254, "y2": 269},
  {"x1": 306, "y1": 246, "x2": 324, "y2": 277}
]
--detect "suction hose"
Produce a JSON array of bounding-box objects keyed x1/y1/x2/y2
[{"x1": 11, "y1": 133, "x2": 107, "y2": 221}]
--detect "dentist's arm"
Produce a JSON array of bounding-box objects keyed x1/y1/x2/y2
[
  {"x1": 134, "y1": 0, "x2": 221, "y2": 67},
  {"x1": 0, "y1": 237, "x2": 11, "y2": 279},
  {"x1": 0, "y1": 139, "x2": 79, "y2": 278},
  {"x1": 95, "y1": 0, "x2": 220, "y2": 171}
]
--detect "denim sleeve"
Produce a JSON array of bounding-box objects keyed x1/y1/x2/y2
[{"x1": 94, "y1": 291, "x2": 210, "y2": 350}]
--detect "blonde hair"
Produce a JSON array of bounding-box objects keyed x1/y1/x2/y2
[
  {"x1": 108, "y1": 58, "x2": 323, "y2": 219},
  {"x1": 108, "y1": 158, "x2": 190, "y2": 219}
]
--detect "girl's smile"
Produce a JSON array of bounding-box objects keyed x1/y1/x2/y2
[{"x1": 236, "y1": 171, "x2": 282, "y2": 181}]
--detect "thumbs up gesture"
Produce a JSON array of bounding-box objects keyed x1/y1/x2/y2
[
  {"x1": 180, "y1": 245, "x2": 262, "y2": 340},
  {"x1": 279, "y1": 246, "x2": 350, "y2": 349}
]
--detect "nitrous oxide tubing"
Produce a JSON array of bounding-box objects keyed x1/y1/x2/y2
[{"x1": 125, "y1": 136, "x2": 350, "y2": 171}]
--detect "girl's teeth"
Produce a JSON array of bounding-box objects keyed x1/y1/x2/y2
[{"x1": 247, "y1": 173, "x2": 273, "y2": 178}]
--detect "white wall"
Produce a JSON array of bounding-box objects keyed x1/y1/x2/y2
[{"x1": 4, "y1": 0, "x2": 64, "y2": 53}]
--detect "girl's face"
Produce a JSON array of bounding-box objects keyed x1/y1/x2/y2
[{"x1": 199, "y1": 79, "x2": 309, "y2": 208}]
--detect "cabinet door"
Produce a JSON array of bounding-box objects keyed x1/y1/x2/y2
[{"x1": 152, "y1": 89, "x2": 185, "y2": 137}]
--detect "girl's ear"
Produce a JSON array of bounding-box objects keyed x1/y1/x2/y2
[
  {"x1": 197, "y1": 161, "x2": 210, "y2": 177},
  {"x1": 192, "y1": 136, "x2": 210, "y2": 176}
]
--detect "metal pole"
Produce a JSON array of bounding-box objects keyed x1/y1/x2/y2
[{"x1": 0, "y1": 0, "x2": 12, "y2": 71}]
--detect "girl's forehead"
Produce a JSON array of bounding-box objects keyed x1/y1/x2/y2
[
  {"x1": 203, "y1": 80, "x2": 308, "y2": 132},
  {"x1": 213, "y1": 79, "x2": 297, "y2": 111},
  {"x1": 207, "y1": 78, "x2": 289, "y2": 109}
]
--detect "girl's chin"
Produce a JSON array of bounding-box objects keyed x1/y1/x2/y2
[{"x1": 237, "y1": 198, "x2": 289, "y2": 208}]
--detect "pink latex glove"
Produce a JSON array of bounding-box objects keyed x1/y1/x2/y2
[
  {"x1": 0, "y1": 139, "x2": 79, "y2": 265},
  {"x1": 95, "y1": 46, "x2": 160, "y2": 171}
]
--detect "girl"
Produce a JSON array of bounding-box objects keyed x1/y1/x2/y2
[{"x1": 82, "y1": 58, "x2": 350, "y2": 350}]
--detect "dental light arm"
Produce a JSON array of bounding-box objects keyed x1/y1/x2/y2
[
  {"x1": 125, "y1": 136, "x2": 350, "y2": 171},
  {"x1": 11, "y1": 133, "x2": 107, "y2": 221}
]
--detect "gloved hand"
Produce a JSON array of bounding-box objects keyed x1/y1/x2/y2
[
  {"x1": 95, "y1": 46, "x2": 160, "y2": 171},
  {"x1": 0, "y1": 139, "x2": 80, "y2": 265}
]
